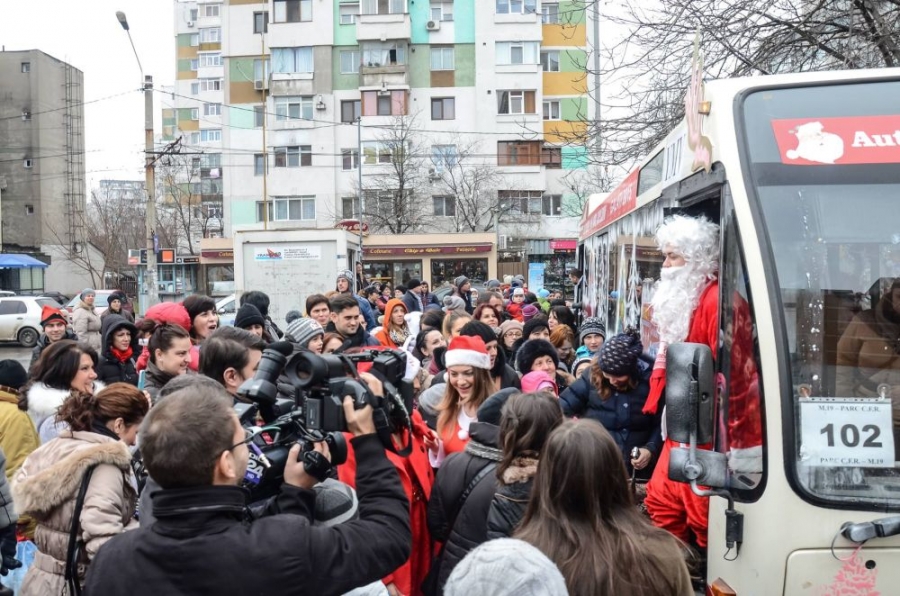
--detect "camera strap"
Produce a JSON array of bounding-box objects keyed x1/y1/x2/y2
[{"x1": 373, "y1": 408, "x2": 412, "y2": 457}]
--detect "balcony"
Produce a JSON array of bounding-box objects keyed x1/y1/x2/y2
[
  {"x1": 356, "y1": 13, "x2": 411, "y2": 41},
  {"x1": 360, "y1": 64, "x2": 409, "y2": 88}
]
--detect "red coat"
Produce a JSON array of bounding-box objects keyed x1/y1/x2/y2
[{"x1": 338, "y1": 411, "x2": 436, "y2": 596}]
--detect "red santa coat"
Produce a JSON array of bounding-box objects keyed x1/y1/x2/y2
[
  {"x1": 644, "y1": 281, "x2": 718, "y2": 549},
  {"x1": 338, "y1": 411, "x2": 436, "y2": 596}
]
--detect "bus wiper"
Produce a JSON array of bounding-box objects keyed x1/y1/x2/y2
[{"x1": 841, "y1": 516, "x2": 900, "y2": 542}]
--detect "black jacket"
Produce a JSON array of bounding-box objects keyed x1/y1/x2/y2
[
  {"x1": 84, "y1": 434, "x2": 411, "y2": 596},
  {"x1": 142, "y1": 360, "x2": 178, "y2": 403},
  {"x1": 486, "y1": 459, "x2": 536, "y2": 541},
  {"x1": 402, "y1": 290, "x2": 422, "y2": 314},
  {"x1": 30, "y1": 329, "x2": 78, "y2": 368},
  {"x1": 559, "y1": 360, "x2": 662, "y2": 477},
  {"x1": 96, "y1": 314, "x2": 140, "y2": 386},
  {"x1": 324, "y1": 321, "x2": 380, "y2": 349},
  {"x1": 425, "y1": 422, "x2": 501, "y2": 593}
]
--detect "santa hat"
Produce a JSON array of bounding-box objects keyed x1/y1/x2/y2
[
  {"x1": 40, "y1": 305, "x2": 67, "y2": 327},
  {"x1": 445, "y1": 335, "x2": 491, "y2": 370}
]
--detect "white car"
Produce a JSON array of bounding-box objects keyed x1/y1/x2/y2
[
  {"x1": 0, "y1": 296, "x2": 62, "y2": 347},
  {"x1": 216, "y1": 294, "x2": 236, "y2": 327},
  {"x1": 64, "y1": 290, "x2": 119, "y2": 322}
]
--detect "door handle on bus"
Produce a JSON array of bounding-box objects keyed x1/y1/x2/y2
[{"x1": 841, "y1": 516, "x2": 900, "y2": 543}]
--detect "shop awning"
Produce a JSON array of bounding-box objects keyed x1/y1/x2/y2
[
  {"x1": 549, "y1": 239, "x2": 577, "y2": 251},
  {"x1": 0, "y1": 254, "x2": 48, "y2": 269}
]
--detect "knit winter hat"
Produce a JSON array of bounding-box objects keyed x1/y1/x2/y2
[
  {"x1": 499, "y1": 319, "x2": 523, "y2": 340},
  {"x1": 599, "y1": 330, "x2": 643, "y2": 376},
  {"x1": 285, "y1": 310, "x2": 302, "y2": 325},
  {"x1": 107, "y1": 293, "x2": 123, "y2": 306},
  {"x1": 444, "y1": 538, "x2": 568, "y2": 596},
  {"x1": 286, "y1": 317, "x2": 324, "y2": 347},
  {"x1": 537, "y1": 288, "x2": 550, "y2": 299},
  {"x1": 571, "y1": 356, "x2": 593, "y2": 376},
  {"x1": 579, "y1": 317, "x2": 606, "y2": 344},
  {"x1": 443, "y1": 295, "x2": 467, "y2": 314},
  {"x1": 234, "y1": 303, "x2": 266, "y2": 330},
  {"x1": 516, "y1": 339, "x2": 559, "y2": 373},
  {"x1": 512, "y1": 287, "x2": 525, "y2": 297},
  {"x1": 40, "y1": 305, "x2": 67, "y2": 327},
  {"x1": 336, "y1": 270, "x2": 354, "y2": 283},
  {"x1": 80, "y1": 288, "x2": 96, "y2": 300},
  {"x1": 445, "y1": 335, "x2": 491, "y2": 370},
  {"x1": 454, "y1": 276, "x2": 470, "y2": 288},
  {"x1": 522, "y1": 316, "x2": 550, "y2": 340},
  {"x1": 522, "y1": 304, "x2": 540, "y2": 322},
  {"x1": 486, "y1": 279, "x2": 501, "y2": 289},
  {"x1": 0, "y1": 359, "x2": 28, "y2": 391},
  {"x1": 313, "y1": 479, "x2": 359, "y2": 527},
  {"x1": 406, "y1": 278, "x2": 423, "y2": 290}
]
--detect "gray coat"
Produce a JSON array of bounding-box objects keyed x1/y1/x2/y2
[{"x1": 0, "y1": 446, "x2": 17, "y2": 528}]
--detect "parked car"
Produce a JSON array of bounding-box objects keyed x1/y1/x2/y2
[
  {"x1": 64, "y1": 289, "x2": 119, "y2": 321},
  {"x1": 0, "y1": 291, "x2": 16, "y2": 298},
  {"x1": 216, "y1": 294, "x2": 236, "y2": 327},
  {"x1": 0, "y1": 296, "x2": 61, "y2": 347},
  {"x1": 37, "y1": 291, "x2": 69, "y2": 305}
]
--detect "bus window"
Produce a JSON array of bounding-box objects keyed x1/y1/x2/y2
[{"x1": 743, "y1": 81, "x2": 900, "y2": 509}]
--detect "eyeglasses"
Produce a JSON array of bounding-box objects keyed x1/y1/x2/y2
[
  {"x1": 227, "y1": 428, "x2": 256, "y2": 452},
  {"x1": 505, "y1": 331, "x2": 523, "y2": 338}
]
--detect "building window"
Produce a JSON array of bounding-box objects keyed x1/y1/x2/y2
[
  {"x1": 360, "y1": 0, "x2": 405, "y2": 15},
  {"x1": 541, "y1": 146, "x2": 562, "y2": 168},
  {"x1": 542, "y1": 100, "x2": 560, "y2": 120},
  {"x1": 342, "y1": 149, "x2": 359, "y2": 170},
  {"x1": 431, "y1": 97, "x2": 455, "y2": 120},
  {"x1": 200, "y1": 52, "x2": 223, "y2": 67},
  {"x1": 542, "y1": 194, "x2": 562, "y2": 215},
  {"x1": 254, "y1": 58, "x2": 270, "y2": 82},
  {"x1": 339, "y1": 3, "x2": 359, "y2": 24},
  {"x1": 340, "y1": 50, "x2": 360, "y2": 74},
  {"x1": 204, "y1": 4, "x2": 221, "y2": 17},
  {"x1": 191, "y1": 108, "x2": 200, "y2": 120},
  {"x1": 191, "y1": 82, "x2": 200, "y2": 94},
  {"x1": 433, "y1": 195, "x2": 456, "y2": 216},
  {"x1": 540, "y1": 50, "x2": 560, "y2": 72},
  {"x1": 496, "y1": 0, "x2": 536, "y2": 14},
  {"x1": 498, "y1": 141, "x2": 541, "y2": 166},
  {"x1": 25, "y1": 204, "x2": 34, "y2": 215},
  {"x1": 274, "y1": 146, "x2": 312, "y2": 167},
  {"x1": 430, "y1": 47, "x2": 455, "y2": 71},
  {"x1": 256, "y1": 197, "x2": 316, "y2": 221},
  {"x1": 377, "y1": 95, "x2": 392, "y2": 116},
  {"x1": 200, "y1": 27, "x2": 221, "y2": 43},
  {"x1": 272, "y1": 47, "x2": 314, "y2": 74},
  {"x1": 541, "y1": 2, "x2": 559, "y2": 23},
  {"x1": 496, "y1": 41, "x2": 539, "y2": 65},
  {"x1": 254, "y1": 154, "x2": 266, "y2": 176},
  {"x1": 21, "y1": 62, "x2": 30, "y2": 73},
  {"x1": 497, "y1": 90, "x2": 536, "y2": 115},
  {"x1": 190, "y1": 59, "x2": 200, "y2": 71},
  {"x1": 342, "y1": 197, "x2": 359, "y2": 220},
  {"x1": 21, "y1": 110, "x2": 31, "y2": 121},
  {"x1": 362, "y1": 142, "x2": 399, "y2": 165},
  {"x1": 253, "y1": 105, "x2": 265, "y2": 127},
  {"x1": 430, "y1": 0, "x2": 453, "y2": 21},
  {"x1": 275, "y1": 96, "x2": 314, "y2": 120},
  {"x1": 363, "y1": 88, "x2": 408, "y2": 116},
  {"x1": 341, "y1": 100, "x2": 361, "y2": 123},
  {"x1": 274, "y1": 0, "x2": 313, "y2": 23},
  {"x1": 361, "y1": 41, "x2": 407, "y2": 66},
  {"x1": 501, "y1": 190, "x2": 543, "y2": 214},
  {"x1": 253, "y1": 11, "x2": 269, "y2": 33},
  {"x1": 431, "y1": 145, "x2": 457, "y2": 173},
  {"x1": 23, "y1": 159, "x2": 33, "y2": 168},
  {"x1": 190, "y1": 8, "x2": 199, "y2": 20},
  {"x1": 200, "y1": 129, "x2": 222, "y2": 142},
  {"x1": 200, "y1": 78, "x2": 223, "y2": 91},
  {"x1": 190, "y1": 33, "x2": 200, "y2": 46},
  {"x1": 204, "y1": 103, "x2": 222, "y2": 116},
  {"x1": 202, "y1": 153, "x2": 221, "y2": 168}
]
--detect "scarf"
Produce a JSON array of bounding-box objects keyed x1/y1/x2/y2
[
  {"x1": 91, "y1": 420, "x2": 122, "y2": 441},
  {"x1": 111, "y1": 346, "x2": 134, "y2": 363},
  {"x1": 389, "y1": 326, "x2": 410, "y2": 347}
]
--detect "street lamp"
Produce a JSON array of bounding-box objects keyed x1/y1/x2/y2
[{"x1": 116, "y1": 11, "x2": 159, "y2": 310}]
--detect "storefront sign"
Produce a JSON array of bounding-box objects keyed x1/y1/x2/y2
[
  {"x1": 254, "y1": 245, "x2": 322, "y2": 261},
  {"x1": 176, "y1": 256, "x2": 200, "y2": 264},
  {"x1": 363, "y1": 244, "x2": 493, "y2": 256},
  {"x1": 579, "y1": 169, "x2": 639, "y2": 241},
  {"x1": 772, "y1": 115, "x2": 900, "y2": 166},
  {"x1": 550, "y1": 239, "x2": 576, "y2": 252},
  {"x1": 528, "y1": 262, "x2": 545, "y2": 290},
  {"x1": 336, "y1": 220, "x2": 369, "y2": 234},
  {"x1": 127, "y1": 249, "x2": 195, "y2": 265},
  {"x1": 201, "y1": 250, "x2": 234, "y2": 259}
]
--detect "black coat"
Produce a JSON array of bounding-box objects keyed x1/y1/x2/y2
[
  {"x1": 486, "y1": 475, "x2": 533, "y2": 541},
  {"x1": 559, "y1": 360, "x2": 662, "y2": 476},
  {"x1": 30, "y1": 329, "x2": 78, "y2": 368},
  {"x1": 425, "y1": 422, "x2": 501, "y2": 593},
  {"x1": 84, "y1": 434, "x2": 411, "y2": 596},
  {"x1": 96, "y1": 314, "x2": 140, "y2": 386},
  {"x1": 402, "y1": 290, "x2": 422, "y2": 313}
]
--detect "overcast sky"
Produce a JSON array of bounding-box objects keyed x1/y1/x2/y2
[{"x1": 1, "y1": 0, "x2": 175, "y2": 191}]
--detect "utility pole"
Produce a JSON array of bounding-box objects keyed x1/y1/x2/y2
[
  {"x1": 260, "y1": 32, "x2": 269, "y2": 230},
  {"x1": 144, "y1": 75, "x2": 159, "y2": 308},
  {"x1": 356, "y1": 115, "x2": 365, "y2": 291},
  {"x1": 592, "y1": 0, "x2": 601, "y2": 135}
]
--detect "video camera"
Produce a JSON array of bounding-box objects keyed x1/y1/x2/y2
[{"x1": 235, "y1": 341, "x2": 414, "y2": 501}]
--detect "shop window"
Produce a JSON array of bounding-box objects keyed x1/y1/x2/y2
[
  {"x1": 431, "y1": 259, "x2": 489, "y2": 287},
  {"x1": 365, "y1": 260, "x2": 423, "y2": 288}
]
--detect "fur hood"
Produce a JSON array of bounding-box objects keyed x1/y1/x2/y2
[
  {"x1": 13, "y1": 434, "x2": 132, "y2": 516},
  {"x1": 500, "y1": 456, "x2": 538, "y2": 485},
  {"x1": 26, "y1": 381, "x2": 106, "y2": 431}
]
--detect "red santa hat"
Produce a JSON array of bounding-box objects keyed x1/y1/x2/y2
[{"x1": 445, "y1": 335, "x2": 491, "y2": 370}]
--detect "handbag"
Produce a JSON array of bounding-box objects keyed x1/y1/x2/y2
[
  {"x1": 421, "y1": 462, "x2": 497, "y2": 595},
  {"x1": 64, "y1": 465, "x2": 97, "y2": 596}
]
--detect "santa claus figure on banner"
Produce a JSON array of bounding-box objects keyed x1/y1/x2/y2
[{"x1": 642, "y1": 214, "x2": 720, "y2": 551}]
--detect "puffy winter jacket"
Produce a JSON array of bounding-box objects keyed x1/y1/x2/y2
[
  {"x1": 71, "y1": 301, "x2": 102, "y2": 352},
  {"x1": 373, "y1": 299, "x2": 411, "y2": 349},
  {"x1": 485, "y1": 457, "x2": 537, "y2": 540},
  {"x1": 97, "y1": 315, "x2": 140, "y2": 386}
]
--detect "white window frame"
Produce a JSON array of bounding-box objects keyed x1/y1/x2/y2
[
  {"x1": 190, "y1": 33, "x2": 199, "y2": 47},
  {"x1": 190, "y1": 82, "x2": 200, "y2": 95},
  {"x1": 23, "y1": 159, "x2": 33, "y2": 169},
  {"x1": 190, "y1": 59, "x2": 200, "y2": 71},
  {"x1": 190, "y1": 8, "x2": 199, "y2": 20},
  {"x1": 431, "y1": 97, "x2": 455, "y2": 120},
  {"x1": 342, "y1": 197, "x2": 360, "y2": 220},
  {"x1": 339, "y1": 3, "x2": 359, "y2": 24},
  {"x1": 199, "y1": 52, "x2": 223, "y2": 67},
  {"x1": 496, "y1": 41, "x2": 539, "y2": 65},
  {"x1": 21, "y1": 62, "x2": 30, "y2": 73},
  {"x1": 362, "y1": 141, "x2": 400, "y2": 165},
  {"x1": 272, "y1": 47, "x2": 314, "y2": 74},
  {"x1": 496, "y1": 0, "x2": 536, "y2": 15},
  {"x1": 254, "y1": 154, "x2": 266, "y2": 176},
  {"x1": 431, "y1": 145, "x2": 458, "y2": 173},
  {"x1": 274, "y1": 146, "x2": 313, "y2": 167},
  {"x1": 189, "y1": 132, "x2": 201, "y2": 144},
  {"x1": 542, "y1": 100, "x2": 560, "y2": 120},
  {"x1": 200, "y1": 129, "x2": 221, "y2": 142},
  {"x1": 263, "y1": 197, "x2": 316, "y2": 221},
  {"x1": 275, "y1": 96, "x2": 315, "y2": 121},
  {"x1": 361, "y1": 0, "x2": 406, "y2": 15},
  {"x1": 199, "y1": 78, "x2": 223, "y2": 92},
  {"x1": 340, "y1": 50, "x2": 360, "y2": 74},
  {"x1": 361, "y1": 42, "x2": 407, "y2": 67},
  {"x1": 433, "y1": 195, "x2": 456, "y2": 217},
  {"x1": 430, "y1": 0, "x2": 453, "y2": 21},
  {"x1": 540, "y1": 50, "x2": 560, "y2": 72},
  {"x1": 190, "y1": 108, "x2": 200, "y2": 120},
  {"x1": 204, "y1": 103, "x2": 222, "y2": 116},
  {"x1": 498, "y1": 90, "x2": 528, "y2": 115},
  {"x1": 204, "y1": 4, "x2": 221, "y2": 17},
  {"x1": 430, "y1": 47, "x2": 455, "y2": 71},
  {"x1": 342, "y1": 149, "x2": 359, "y2": 170},
  {"x1": 541, "y1": 2, "x2": 559, "y2": 23},
  {"x1": 199, "y1": 27, "x2": 221, "y2": 43},
  {"x1": 274, "y1": 0, "x2": 313, "y2": 23}
]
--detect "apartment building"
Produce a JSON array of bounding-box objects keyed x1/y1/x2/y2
[{"x1": 165, "y1": 0, "x2": 592, "y2": 289}]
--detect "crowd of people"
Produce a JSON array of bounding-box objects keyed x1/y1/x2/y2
[{"x1": 0, "y1": 215, "x2": 729, "y2": 596}]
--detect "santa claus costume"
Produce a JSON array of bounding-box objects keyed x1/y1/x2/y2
[{"x1": 642, "y1": 215, "x2": 720, "y2": 549}]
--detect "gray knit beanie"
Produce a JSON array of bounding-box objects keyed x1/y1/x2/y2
[
  {"x1": 578, "y1": 317, "x2": 606, "y2": 344},
  {"x1": 285, "y1": 310, "x2": 302, "y2": 325},
  {"x1": 444, "y1": 538, "x2": 569, "y2": 596},
  {"x1": 286, "y1": 317, "x2": 324, "y2": 347},
  {"x1": 443, "y1": 295, "x2": 466, "y2": 314}
]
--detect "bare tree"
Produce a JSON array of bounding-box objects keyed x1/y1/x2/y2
[
  {"x1": 155, "y1": 150, "x2": 220, "y2": 255},
  {"x1": 583, "y1": 0, "x2": 900, "y2": 166},
  {"x1": 559, "y1": 165, "x2": 617, "y2": 217},
  {"x1": 427, "y1": 137, "x2": 505, "y2": 232},
  {"x1": 86, "y1": 187, "x2": 146, "y2": 279}
]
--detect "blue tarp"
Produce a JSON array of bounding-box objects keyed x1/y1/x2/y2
[{"x1": 0, "y1": 253, "x2": 48, "y2": 268}]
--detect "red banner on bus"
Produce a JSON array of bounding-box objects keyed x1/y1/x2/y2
[
  {"x1": 579, "y1": 169, "x2": 639, "y2": 240},
  {"x1": 772, "y1": 115, "x2": 900, "y2": 166}
]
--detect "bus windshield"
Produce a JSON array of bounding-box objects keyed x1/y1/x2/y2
[{"x1": 742, "y1": 80, "x2": 900, "y2": 508}]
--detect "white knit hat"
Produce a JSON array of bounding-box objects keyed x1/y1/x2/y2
[
  {"x1": 444, "y1": 538, "x2": 569, "y2": 596},
  {"x1": 444, "y1": 335, "x2": 491, "y2": 370}
]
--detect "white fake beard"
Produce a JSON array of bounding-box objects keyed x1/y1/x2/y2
[{"x1": 651, "y1": 265, "x2": 711, "y2": 344}]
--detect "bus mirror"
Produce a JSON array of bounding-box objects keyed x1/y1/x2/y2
[
  {"x1": 668, "y1": 446, "x2": 729, "y2": 488},
  {"x1": 665, "y1": 342, "x2": 715, "y2": 445}
]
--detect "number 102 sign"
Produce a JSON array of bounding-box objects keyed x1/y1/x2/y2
[{"x1": 800, "y1": 400, "x2": 895, "y2": 468}]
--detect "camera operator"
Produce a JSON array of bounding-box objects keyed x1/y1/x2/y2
[
  {"x1": 84, "y1": 376, "x2": 412, "y2": 596},
  {"x1": 199, "y1": 326, "x2": 266, "y2": 402}
]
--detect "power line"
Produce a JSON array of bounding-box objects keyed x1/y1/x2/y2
[{"x1": 0, "y1": 89, "x2": 138, "y2": 122}]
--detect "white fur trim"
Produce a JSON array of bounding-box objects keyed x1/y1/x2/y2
[
  {"x1": 445, "y1": 348, "x2": 491, "y2": 370},
  {"x1": 26, "y1": 381, "x2": 106, "y2": 431}
]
